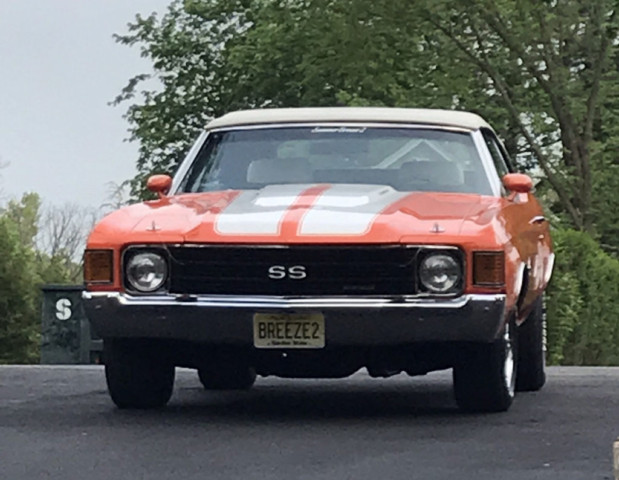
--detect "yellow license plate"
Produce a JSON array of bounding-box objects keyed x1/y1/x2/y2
[{"x1": 253, "y1": 313, "x2": 325, "y2": 349}]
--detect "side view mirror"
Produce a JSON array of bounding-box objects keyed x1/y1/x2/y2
[
  {"x1": 502, "y1": 173, "x2": 533, "y2": 194},
  {"x1": 147, "y1": 174, "x2": 172, "y2": 198}
]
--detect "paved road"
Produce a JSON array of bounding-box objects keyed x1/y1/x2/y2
[{"x1": 0, "y1": 366, "x2": 618, "y2": 480}]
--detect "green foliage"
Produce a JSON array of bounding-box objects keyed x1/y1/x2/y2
[
  {"x1": 589, "y1": 120, "x2": 619, "y2": 250},
  {"x1": 3, "y1": 192, "x2": 41, "y2": 249},
  {"x1": 0, "y1": 217, "x2": 40, "y2": 364},
  {"x1": 0, "y1": 194, "x2": 85, "y2": 364},
  {"x1": 415, "y1": 0, "x2": 619, "y2": 233},
  {"x1": 37, "y1": 255, "x2": 76, "y2": 285},
  {"x1": 113, "y1": 0, "x2": 467, "y2": 197},
  {"x1": 546, "y1": 228, "x2": 619, "y2": 366},
  {"x1": 114, "y1": 0, "x2": 619, "y2": 223}
]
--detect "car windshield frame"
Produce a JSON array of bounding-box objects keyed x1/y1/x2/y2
[{"x1": 171, "y1": 123, "x2": 502, "y2": 197}]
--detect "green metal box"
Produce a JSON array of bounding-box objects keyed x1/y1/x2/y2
[{"x1": 40, "y1": 285, "x2": 102, "y2": 364}]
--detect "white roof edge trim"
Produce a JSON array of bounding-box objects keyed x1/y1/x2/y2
[
  {"x1": 205, "y1": 107, "x2": 491, "y2": 131},
  {"x1": 207, "y1": 122, "x2": 472, "y2": 134}
]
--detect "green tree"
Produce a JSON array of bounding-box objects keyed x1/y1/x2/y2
[
  {"x1": 113, "y1": 0, "x2": 456, "y2": 197},
  {"x1": 3, "y1": 192, "x2": 41, "y2": 249},
  {"x1": 114, "y1": 0, "x2": 619, "y2": 240},
  {"x1": 414, "y1": 0, "x2": 619, "y2": 236},
  {"x1": 0, "y1": 193, "x2": 90, "y2": 363},
  {"x1": 0, "y1": 216, "x2": 39, "y2": 363},
  {"x1": 546, "y1": 228, "x2": 619, "y2": 366}
]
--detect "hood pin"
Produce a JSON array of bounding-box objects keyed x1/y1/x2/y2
[
  {"x1": 147, "y1": 221, "x2": 161, "y2": 232},
  {"x1": 430, "y1": 223, "x2": 445, "y2": 234}
]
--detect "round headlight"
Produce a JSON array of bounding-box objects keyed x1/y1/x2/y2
[
  {"x1": 419, "y1": 253, "x2": 461, "y2": 293},
  {"x1": 126, "y1": 252, "x2": 168, "y2": 292}
]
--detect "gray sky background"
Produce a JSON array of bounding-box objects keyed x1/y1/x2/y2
[{"x1": 0, "y1": 0, "x2": 172, "y2": 209}]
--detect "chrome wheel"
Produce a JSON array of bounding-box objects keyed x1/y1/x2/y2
[{"x1": 503, "y1": 324, "x2": 516, "y2": 398}]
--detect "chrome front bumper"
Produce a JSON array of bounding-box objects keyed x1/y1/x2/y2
[
  {"x1": 82, "y1": 292, "x2": 507, "y2": 345},
  {"x1": 83, "y1": 292, "x2": 507, "y2": 345}
]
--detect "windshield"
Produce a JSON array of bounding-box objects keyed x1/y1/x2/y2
[{"x1": 178, "y1": 126, "x2": 493, "y2": 195}]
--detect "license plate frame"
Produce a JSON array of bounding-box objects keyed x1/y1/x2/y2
[{"x1": 253, "y1": 313, "x2": 325, "y2": 349}]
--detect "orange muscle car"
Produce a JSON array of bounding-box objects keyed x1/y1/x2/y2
[{"x1": 83, "y1": 107, "x2": 554, "y2": 412}]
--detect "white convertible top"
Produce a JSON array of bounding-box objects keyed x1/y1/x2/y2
[{"x1": 205, "y1": 107, "x2": 491, "y2": 131}]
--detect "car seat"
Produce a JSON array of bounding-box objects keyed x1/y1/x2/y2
[
  {"x1": 398, "y1": 160, "x2": 465, "y2": 190},
  {"x1": 246, "y1": 157, "x2": 314, "y2": 185}
]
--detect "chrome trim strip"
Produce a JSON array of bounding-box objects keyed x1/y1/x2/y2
[
  {"x1": 530, "y1": 215, "x2": 547, "y2": 225},
  {"x1": 170, "y1": 130, "x2": 209, "y2": 193},
  {"x1": 471, "y1": 129, "x2": 503, "y2": 197},
  {"x1": 514, "y1": 262, "x2": 526, "y2": 299},
  {"x1": 544, "y1": 253, "x2": 555, "y2": 285},
  {"x1": 83, "y1": 291, "x2": 505, "y2": 310},
  {"x1": 207, "y1": 122, "x2": 473, "y2": 134},
  {"x1": 125, "y1": 243, "x2": 462, "y2": 249}
]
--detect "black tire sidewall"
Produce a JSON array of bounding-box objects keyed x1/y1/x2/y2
[
  {"x1": 515, "y1": 295, "x2": 546, "y2": 392},
  {"x1": 104, "y1": 339, "x2": 175, "y2": 409},
  {"x1": 453, "y1": 318, "x2": 517, "y2": 413}
]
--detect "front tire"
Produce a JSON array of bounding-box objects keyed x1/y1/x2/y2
[
  {"x1": 516, "y1": 295, "x2": 546, "y2": 392},
  {"x1": 104, "y1": 339, "x2": 175, "y2": 409},
  {"x1": 453, "y1": 320, "x2": 517, "y2": 413},
  {"x1": 198, "y1": 365, "x2": 257, "y2": 391}
]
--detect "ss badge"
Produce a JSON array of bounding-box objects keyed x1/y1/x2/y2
[{"x1": 268, "y1": 265, "x2": 307, "y2": 280}]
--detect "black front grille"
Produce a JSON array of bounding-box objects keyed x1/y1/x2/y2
[{"x1": 167, "y1": 245, "x2": 418, "y2": 296}]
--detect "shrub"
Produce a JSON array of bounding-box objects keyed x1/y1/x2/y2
[
  {"x1": 0, "y1": 217, "x2": 40, "y2": 364},
  {"x1": 546, "y1": 228, "x2": 619, "y2": 365}
]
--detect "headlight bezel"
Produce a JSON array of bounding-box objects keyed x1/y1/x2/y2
[
  {"x1": 416, "y1": 248, "x2": 465, "y2": 296},
  {"x1": 122, "y1": 247, "x2": 170, "y2": 294}
]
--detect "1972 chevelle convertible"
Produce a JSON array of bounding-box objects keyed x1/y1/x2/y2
[{"x1": 83, "y1": 108, "x2": 554, "y2": 412}]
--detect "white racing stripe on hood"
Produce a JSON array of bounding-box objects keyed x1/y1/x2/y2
[
  {"x1": 299, "y1": 185, "x2": 408, "y2": 235},
  {"x1": 215, "y1": 184, "x2": 312, "y2": 235}
]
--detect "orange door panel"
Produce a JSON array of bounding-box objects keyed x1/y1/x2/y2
[{"x1": 501, "y1": 193, "x2": 552, "y2": 319}]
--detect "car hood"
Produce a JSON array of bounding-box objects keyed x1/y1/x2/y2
[{"x1": 89, "y1": 184, "x2": 505, "y2": 246}]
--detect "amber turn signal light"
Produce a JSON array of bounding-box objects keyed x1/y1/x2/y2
[
  {"x1": 84, "y1": 250, "x2": 114, "y2": 284},
  {"x1": 473, "y1": 251, "x2": 505, "y2": 286}
]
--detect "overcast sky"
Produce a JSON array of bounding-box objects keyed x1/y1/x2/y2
[{"x1": 0, "y1": 0, "x2": 172, "y2": 209}]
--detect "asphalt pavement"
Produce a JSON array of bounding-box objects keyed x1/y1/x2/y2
[{"x1": 1, "y1": 365, "x2": 618, "y2": 480}]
